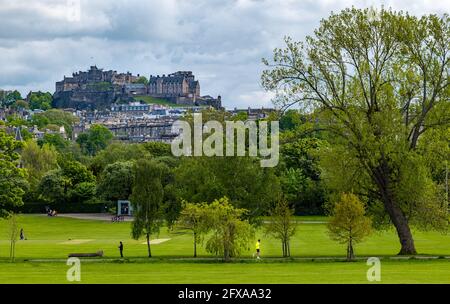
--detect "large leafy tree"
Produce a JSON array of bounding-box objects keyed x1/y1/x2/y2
[
  {"x1": 327, "y1": 193, "x2": 372, "y2": 261},
  {"x1": 175, "y1": 156, "x2": 281, "y2": 221},
  {"x1": 142, "y1": 141, "x2": 172, "y2": 157},
  {"x1": 204, "y1": 197, "x2": 254, "y2": 262},
  {"x1": 21, "y1": 141, "x2": 59, "y2": 184},
  {"x1": 21, "y1": 140, "x2": 59, "y2": 202},
  {"x1": 177, "y1": 201, "x2": 211, "y2": 257},
  {"x1": 262, "y1": 8, "x2": 449, "y2": 254},
  {"x1": 38, "y1": 170, "x2": 68, "y2": 204},
  {"x1": 0, "y1": 130, "x2": 28, "y2": 217},
  {"x1": 28, "y1": 91, "x2": 52, "y2": 110},
  {"x1": 97, "y1": 161, "x2": 135, "y2": 202},
  {"x1": 279, "y1": 134, "x2": 326, "y2": 214},
  {"x1": 130, "y1": 159, "x2": 165, "y2": 258},
  {"x1": 265, "y1": 199, "x2": 298, "y2": 257},
  {"x1": 38, "y1": 159, "x2": 95, "y2": 204},
  {"x1": 1, "y1": 90, "x2": 22, "y2": 107},
  {"x1": 76, "y1": 124, "x2": 113, "y2": 156},
  {"x1": 37, "y1": 133, "x2": 69, "y2": 152},
  {"x1": 90, "y1": 142, "x2": 150, "y2": 176}
]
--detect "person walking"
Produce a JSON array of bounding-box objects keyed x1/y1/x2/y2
[
  {"x1": 20, "y1": 228, "x2": 25, "y2": 240},
  {"x1": 118, "y1": 241, "x2": 124, "y2": 258},
  {"x1": 254, "y1": 239, "x2": 261, "y2": 259}
]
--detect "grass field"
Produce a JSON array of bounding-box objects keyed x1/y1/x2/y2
[
  {"x1": 1, "y1": 215, "x2": 450, "y2": 283},
  {"x1": 134, "y1": 95, "x2": 177, "y2": 107}
]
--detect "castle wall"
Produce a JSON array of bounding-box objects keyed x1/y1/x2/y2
[{"x1": 54, "y1": 67, "x2": 222, "y2": 110}]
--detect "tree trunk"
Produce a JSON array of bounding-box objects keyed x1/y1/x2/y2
[
  {"x1": 224, "y1": 247, "x2": 230, "y2": 262},
  {"x1": 385, "y1": 198, "x2": 417, "y2": 255},
  {"x1": 10, "y1": 241, "x2": 14, "y2": 262},
  {"x1": 347, "y1": 239, "x2": 354, "y2": 262},
  {"x1": 374, "y1": 162, "x2": 417, "y2": 255},
  {"x1": 287, "y1": 241, "x2": 290, "y2": 257},
  {"x1": 193, "y1": 232, "x2": 197, "y2": 258},
  {"x1": 146, "y1": 233, "x2": 152, "y2": 258}
]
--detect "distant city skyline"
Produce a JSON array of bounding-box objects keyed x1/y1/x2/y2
[{"x1": 0, "y1": 0, "x2": 448, "y2": 109}]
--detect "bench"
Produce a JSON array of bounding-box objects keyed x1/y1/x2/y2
[{"x1": 68, "y1": 250, "x2": 104, "y2": 258}]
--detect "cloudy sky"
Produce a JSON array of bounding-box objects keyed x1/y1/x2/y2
[{"x1": 0, "y1": 0, "x2": 448, "y2": 109}]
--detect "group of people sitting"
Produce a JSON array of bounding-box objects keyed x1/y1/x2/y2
[
  {"x1": 111, "y1": 215, "x2": 124, "y2": 222},
  {"x1": 46, "y1": 207, "x2": 58, "y2": 217}
]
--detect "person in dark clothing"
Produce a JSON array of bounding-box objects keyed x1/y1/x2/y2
[
  {"x1": 20, "y1": 228, "x2": 25, "y2": 240},
  {"x1": 119, "y1": 241, "x2": 124, "y2": 258}
]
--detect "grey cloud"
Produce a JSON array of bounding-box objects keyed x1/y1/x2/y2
[{"x1": 0, "y1": 0, "x2": 448, "y2": 108}]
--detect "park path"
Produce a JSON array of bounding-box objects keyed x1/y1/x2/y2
[
  {"x1": 25, "y1": 255, "x2": 450, "y2": 263},
  {"x1": 56, "y1": 213, "x2": 134, "y2": 222},
  {"x1": 55, "y1": 213, "x2": 327, "y2": 224}
]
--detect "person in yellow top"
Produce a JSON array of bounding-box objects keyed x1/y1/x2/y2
[{"x1": 254, "y1": 239, "x2": 261, "y2": 259}]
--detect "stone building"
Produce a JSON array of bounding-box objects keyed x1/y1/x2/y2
[
  {"x1": 148, "y1": 71, "x2": 221, "y2": 108},
  {"x1": 148, "y1": 71, "x2": 200, "y2": 99},
  {"x1": 55, "y1": 66, "x2": 137, "y2": 93},
  {"x1": 53, "y1": 67, "x2": 222, "y2": 110},
  {"x1": 53, "y1": 66, "x2": 135, "y2": 110}
]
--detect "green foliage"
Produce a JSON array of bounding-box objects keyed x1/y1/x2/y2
[
  {"x1": 417, "y1": 126, "x2": 450, "y2": 185},
  {"x1": 327, "y1": 193, "x2": 372, "y2": 261},
  {"x1": 21, "y1": 140, "x2": 59, "y2": 200},
  {"x1": 265, "y1": 200, "x2": 297, "y2": 257},
  {"x1": 280, "y1": 137, "x2": 322, "y2": 178},
  {"x1": 130, "y1": 159, "x2": 165, "y2": 257},
  {"x1": 12, "y1": 100, "x2": 29, "y2": 110},
  {"x1": 97, "y1": 161, "x2": 134, "y2": 202},
  {"x1": 133, "y1": 76, "x2": 149, "y2": 85},
  {"x1": 204, "y1": 197, "x2": 255, "y2": 262},
  {"x1": 135, "y1": 96, "x2": 178, "y2": 107},
  {"x1": 143, "y1": 141, "x2": 172, "y2": 157},
  {"x1": 76, "y1": 124, "x2": 113, "y2": 156},
  {"x1": 6, "y1": 114, "x2": 28, "y2": 127},
  {"x1": 38, "y1": 170, "x2": 68, "y2": 204},
  {"x1": 177, "y1": 201, "x2": 211, "y2": 257},
  {"x1": 20, "y1": 128, "x2": 32, "y2": 141},
  {"x1": 59, "y1": 158, "x2": 95, "y2": 185},
  {"x1": 262, "y1": 7, "x2": 450, "y2": 254},
  {"x1": 31, "y1": 109, "x2": 78, "y2": 137},
  {"x1": 2, "y1": 90, "x2": 22, "y2": 107},
  {"x1": 90, "y1": 142, "x2": 150, "y2": 176},
  {"x1": 232, "y1": 111, "x2": 248, "y2": 121},
  {"x1": 279, "y1": 136, "x2": 326, "y2": 214},
  {"x1": 28, "y1": 91, "x2": 52, "y2": 110},
  {"x1": 175, "y1": 156, "x2": 281, "y2": 221},
  {"x1": 71, "y1": 181, "x2": 96, "y2": 203},
  {"x1": 163, "y1": 183, "x2": 182, "y2": 230},
  {"x1": 38, "y1": 159, "x2": 95, "y2": 204},
  {"x1": 279, "y1": 109, "x2": 304, "y2": 131},
  {"x1": 0, "y1": 130, "x2": 28, "y2": 217},
  {"x1": 86, "y1": 82, "x2": 113, "y2": 91},
  {"x1": 279, "y1": 168, "x2": 326, "y2": 214},
  {"x1": 37, "y1": 133, "x2": 69, "y2": 152}
]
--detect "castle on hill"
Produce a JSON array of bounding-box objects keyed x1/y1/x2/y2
[{"x1": 53, "y1": 66, "x2": 222, "y2": 110}]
